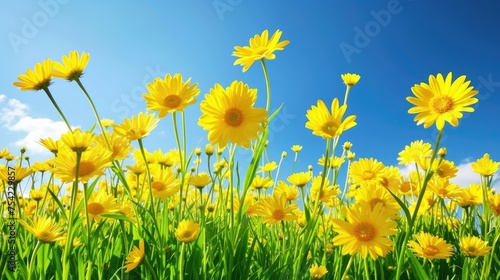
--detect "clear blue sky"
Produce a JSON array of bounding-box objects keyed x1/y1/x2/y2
[{"x1": 1, "y1": 1, "x2": 499, "y2": 187}]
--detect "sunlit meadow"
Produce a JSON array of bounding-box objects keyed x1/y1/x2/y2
[{"x1": 1, "y1": 30, "x2": 499, "y2": 280}]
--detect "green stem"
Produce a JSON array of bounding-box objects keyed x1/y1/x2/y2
[
  {"x1": 172, "y1": 113, "x2": 185, "y2": 221},
  {"x1": 143, "y1": 258, "x2": 159, "y2": 280},
  {"x1": 74, "y1": 78, "x2": 111, "y2": 149},
  {"x1": 343, "y1": 85, "x2": 352, "y2": 106},
  {"x1": 179, "y1": 242, "x2": 186, "y2": 280},
  {"x1": 82, "y1": 181, "x2": 93, "y2": 280},
  {"x1": 42, "y1": 87, "x2": 72, "y2": 132},
  {"x1": 260, "y1": 59, "x2": 271, "y2": 112},
  {"x1": 341, "y1": 254, "x2": 355, "y2": 280},
  {"x1": 137, "y1": 139, "x2": 155, "y2": 216},
  {"x1": 28, "y1": 240, "x2": 42, "y2": 280},
  {"x1": 364, "y1": 258, "x2": 370, "y2": 280}
]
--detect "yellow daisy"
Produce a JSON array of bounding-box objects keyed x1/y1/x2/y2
[
  {"x1": 471, "y1": 153, "x2": 499, "y2": 176},
  {"x1": 291, "y1": 145, "x2": 302, "y2": 152},
  {"x1": 407, "y1": 72, "x2": 479, "y2": 130},
  {"x1": 39, "y1": 137, "x2": 62, "y2": 155},
  {"x1": 13, "y1": 59, "x2": 53, "y2": 91},
  {"x1": 456, "y1": 184, "x2": 482, "y2": 207},
  {"x1": 198, "y1": 81, "x2": 267, "y2": 149},
  {"x1": 331, "y1": 202, "x2": 397, "y2": 260},
  {"x1": 259, "y1": 161, "x2": 278, "y2": 173},
  {"x1": 253, "y1": 193, "x2": 298, "y2": 224},
  {"x1": 349, "y1": 158, "x2": 385, "y2": 186},
  {"x1": 151, "y1": 167, "x2": 180, "y2": 201},
  {"x1": 397, "y1": 140, "x2": 432, "y2": 165},
  {"x1": 232, "y1": 29, "x2": 290, "y2": 72},
  {"x1": 305, "y1": 98, "x2": 357, "y2": 139},
  {"x1": 19, "y1": 216, "x2": 64, "y2": 243},
  {"x1": 113, "y1": 112, "x2": 159, "y2": 141},
  {"x1": 310, "y1": 176, "x2": 340, "y2": 203},
  {"x1": 309, "y1": 263, "x2": 328, "y2": 279},
  {"x1": 489, "y1": 193, "x2": 500, "y2": 216},
  {"x1": 355, "y1": 182, "x2": 400, "y2": 219},
  {"x1": 124, "y1": 239, "x2": 145, "y2": 272},
  {"x1": 84, "y1": 190, "x2": 120, "y2": 223},
  {"x1": 189, "y1": 172, "x2": 212, "y2": 189},
  {"x1": 53, "y1": 51, "x2": 90, "y2": 81},
  {"x1": 249, "y1": 175, "x2": 273, "y2": 191},
  {"x1": 53, "y1": 146, "x2": 112, "y2": 183},
  {"x1": 96, "y1": 131, "x2": 132, "y2": 161},
  {"x1": 409, "y1": 232, "x2": 454, "y2": 260},
  {"x1": 341, "y1": 73, "x2": 361, "y2": 86},
  {"x1": 60, "y1": 128, "x2": 96, "y2": 152},
  {"x1": 459, "y1": 236, "x2": 492, "y2": 257},
  {"x1": 274, "y1": 181, "x2": 299, "y2": 201},
  {"x1": 0, "y1": 165, "x2": 32, "y2": 184},
  {"x1": 287, "y1": 171, "x2": 312, "y2": 188},
  {"x1": 175, "y1": 220, "x2": 200, "y2": 243},
  {"x1": 143, "y1": 73, "x2": 200, "y2": 118}
]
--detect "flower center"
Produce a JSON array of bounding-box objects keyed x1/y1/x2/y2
[
  {"x1": 181, "y1": 230, "x2": 193, "y2": 238},
  {"x1": 353, "y1": 222, "x2": 376, "y2": 242},
  {"x1": 380, "y1": 177, "x2": 389, "y2": 187},
  {"x1": 152, "y1": 181, "x2": 166, "y2": 191},
  {"x1": 224, "y1": 108, "x2": 244, "y2": 127},
  {"x1": 163, "y1": 95, "x2": 182, "y2": 109},
  {"x1": 76, "y1": 161, "x2": 95, "y2": 177},
  {"x1": 321, "y1": 121, "x2": 338, "y2": 136},
  {"x1": 431, "y1": 96, "x2": 453, "y2": 114},
  {"x1": 38, "y1": 230, "x2": 52, "y2": 242},
  {"x1": 272, "y1": 209, "x2": 285, "y2": 221},
  {"x1": 465, "y1": 246, "x2": 477, "y2": 254},
  {"x1": 362, "y1": 171, "x2": 375, "y2": 180},
  {"x1": 88, "y1": 202, "x2": 105, "y2": 215},
  {"x1": 423, "y1": 245, "x2": 440, "y2": 256},
  {"x1": 255, "y1": 46, "x2": 269, "y2": 56}
]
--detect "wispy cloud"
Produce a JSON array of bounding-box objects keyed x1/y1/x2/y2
[{"x1": 0, "y1": 94, "x2": 72, "y2": 156}]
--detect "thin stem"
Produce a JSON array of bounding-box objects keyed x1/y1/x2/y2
[
  {"x1": 343, "y1": 85, "x2": 352, "y2": 106},
  {"x1": 74, "y1": 78, "x2": 111, "y2": 149},
  {"x1": 341, "y1": 254, "x2": 355, "y2": 280},
  {"x1": 179, "y1": 242, "x2": 186, "y2": 280},
  {"x1": 28, "y1": 240, "x2": 42, "y2": 280},
  {"x1": 42, "y1": 87, "x2": 72, "y2": 132},
  {"x1": 260, "y1": 59, "x2": 271, "y2": 112}
]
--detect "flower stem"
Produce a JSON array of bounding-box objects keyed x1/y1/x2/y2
[
  {"x1": 341, "y1": 254, "x2": 355, "y2": 280},
  {"x1": 260, "y1": 59, "x2": 271, "y2": 112},
  {"x1": 343, "y1": 85, "x2": 352, "y2": 106},
  {"x1": 42, "y1": 87, "x2": 72, "y2": 132},
  {"x1": 28, "y1": 240, "x2": 42, "y2": 280}
]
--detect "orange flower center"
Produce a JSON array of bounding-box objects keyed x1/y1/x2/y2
[
  {"x1": 224, "y1": 108, "x2": 244, "y2": 127},
  {"x1": 362, "y1": 170, "x2": 375, "y2": 180},
  {"x1": 423, "y1": 245, "x2": 440, "y2": 256},
  {"x1": 163, "y1": 95, "x2": 182, "y2": 109},
  {"x1": 431, "y1": 96, "x2": 453, "y2": 114},
  {"x1": 38, "y1": 230, "x2": 52, "y2": 242},
  {"x1": 272, "y1": 209, "x2": 285, "y2": 221},
  {"x1": 353, "y1": 222, "x2": 376, "y2": 242},
  {"x1": 380, "y1": 177, "x2": 389, "y2": 187},
  {"x1": 127, "y1": 128, "x2": 146, "y2": 139},
  {"x1": 152, "y1": 181, "x2": 166, "y2": 191},
  {"x1": 76, "y1": 161, "x2": 95, "y2": 177},
  {"x1": 465, "y1": 246, "x2": 477, "y2": 254},
  {"x1": 181, "y1": 229, "x2": 193, "y2": 239},
  {"x1": 321, "y1": 121, "x2": 338, "y2": 136},
  {"x1": 88, "y1": 202, "x2": 105, "y2": 215}
]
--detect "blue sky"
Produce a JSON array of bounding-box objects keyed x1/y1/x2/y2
[{"x1": 1, "y1": 1, "x2": 499, "y2": 189}]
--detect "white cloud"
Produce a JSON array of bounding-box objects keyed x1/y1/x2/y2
[{"x1": 0, "y1": 94, "x2": 72, "y2": 156}]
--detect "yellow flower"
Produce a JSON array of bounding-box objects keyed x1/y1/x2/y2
[
  {"x1": 409, "y1": 232, "x2": 454, "y2": 260},
  {"x1": 459, "y1": 236, "x2": 492, "y2": 257},
  {"x1": 113, "y1": 112, "x2": 159, "y2": 141},
  {"x1": 355, "y1": 182, "x2": 400, "y2": 219},
  {"x1": 96, "y1": 131, "x2": 132, "y2": 161},
  {"x1": 39, "y1": 137, "x2": 62, "y2": 155},
  {"x1": 349, "y1": 158, "x2": 385, "y2": 186},
  {"x1": 53, "y1": 51, "x2": 90, "y2": 81},
  {"x1": 331, "y1": 202, "x2": 397, "y2": 260},
  {"x1": 489, "y1": 193, "x2": 500, "y2": 216},
  {"x1": 274, "y1": 181, "x2": 299, "y2": 201},
  {"x1": 19, "y1": 216, "x2": 64, "y2": 243},
  {"x1": 189, "y1": 172, "x2": 212, "y2": 189},
  {"x1": 232, "y1": 29, "x2": 290, "y2": 72},
  {"x1": 310, "y1": 176, "x2": 340, "y2": 203},
  {"x1": 0, "y1": 165, "x2": 32, "y2": 184},
  {"x1": 407, "y1": 72, "x2": 479, "y2": 130},
  {"x1": 427, "y1": 177, "x2": 462, "y2": 199},
  {"x1": 287, "y1": 172, "x2": 312, "y2": 188},
  {"x1": 309, "y1": 263, "x2": 328, "y2": 279},
  {"x1": 124, "y1": 239, "x2": 145, "y2": 272},
  {"x1": 291, "y1": 145, "x2": 302, "y2": 152},
  {"x1": 53, "y1": 146, "x2": 112, "y2": 183},
  {"x1": 341, "y1": 73, "x2": 361, "y2": 86},
  {"x1": 397, "y1": 140, "x2": 432, "y2": 165},
  {"x1": 60, "y1": 128, "x2": 95, "y2": 152},
  {"x1": 198, "y1": 81, "x2": 267, "y2": 149},
  {"x1": 126, "y1": 163, "x2": 146, "y2": 175},
  {"x1": 250, "y1": 175, "x2": 273, "y2": 191},
  {"x1": 259, "y1": 161, "x2": 278, "y2": 173},
  {"x1": 456, "y1": 184, "x2": 482, "y2": 207},
  {"x1": 305, "y1": 98, "x2": 357, "y2": 139},
  {"x1": 84, "y1": 190, "x2": 120, "y2": 223},
  {"x1": 101, "y1": 118, "x2": 114, "y2": 127},
  {"x1": 143, "y1": 74, "x2": 200, "y2": 118},
  {"x1": 30, "y1": 189, "x2": 44, "y2": 201},
  {"x1": 176, "y1": 220, "x2": 200, "y2": 243},
  {"x1": 13, "y1": 59, "x2": 53, "y2": 91},
  {"x1": 471, "y1": 153, "x2": 499, "y2": 176},
  {"x1": 151, "y1": 167, "x2": 180, "y2": 201},
  {"x1": 253, "y1": 193, "x2": 298, "y2": 224},
  {"x1": 378, "y1": 166, "x2": 401, "y2": 194}
]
